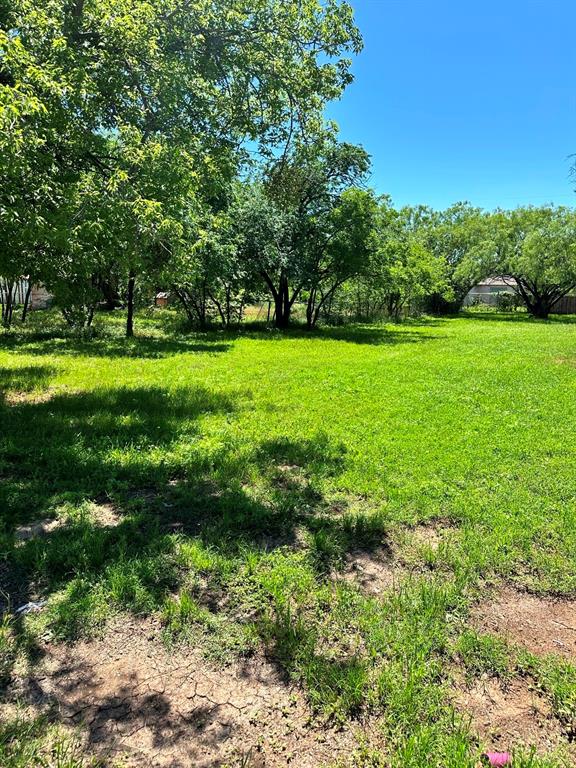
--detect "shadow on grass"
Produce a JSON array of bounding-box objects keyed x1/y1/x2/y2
[
  {"x1": 0, "y1": 332, "x2": 231, "y2": 359},
  {"x1": 1, "y1": 307, "x2": 445, "y2": 354},
  {"x1": 0, "y1": 373, "x2": 399, "y2": 768},
  {"x1": 0, "y1": 384, "x2": 238, "y2": 527},
  {"x1": 0, "y1": 379, "x2": 388, "y2": 632},
  {"x1": 221, "y1": 321, "x2": 443, "y2": 346},
  {"x1": 460, "y1": 310, "x2": 576, "y2": 324},
  {"x1": 0, "y1": 365, "x2": 59, "y2": 400}
]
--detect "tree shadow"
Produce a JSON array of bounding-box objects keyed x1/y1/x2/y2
[
  {"x1": 221, "y1": 321, "x2": 443, "y2": 346},
  {"x1": 1, "y1": 380, "x2": 389, "y2": 629},
  {"x1": 460, "y1": 311, "x2": 576, "y2": 324},
  {"x1": 0, "y1": 333, "x2": 231, "y2": 359},
  {"x1": 0, "y1": 377, "x2": 395, "y2": 761},
  {"x1": 0, "y1": 365, "x2": 58, "y2": 401},
  {"x1": 0, "y1": 384, "x2": 238, "y2": 527}
]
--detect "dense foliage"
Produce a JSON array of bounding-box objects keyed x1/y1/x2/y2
[{"x1": 2, "y1": 1, "x2": 576, "y2": 331}]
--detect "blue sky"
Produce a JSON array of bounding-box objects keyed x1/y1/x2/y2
[{"x1": 325, "y1": 0, "x2": 576, "y2": 211}]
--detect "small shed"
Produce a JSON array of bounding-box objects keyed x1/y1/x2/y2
[{"x1": 155, "y1": 291, "x2": 170, "y2": 308}]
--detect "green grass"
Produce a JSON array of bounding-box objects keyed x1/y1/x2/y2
[
  {"x1": 0, "y1": 712, "x2": 104, "y2": 768},
  {"x1": 1, "y1": 309, "x2": 576, "y2": 766}
]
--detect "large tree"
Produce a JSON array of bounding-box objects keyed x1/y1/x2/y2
[
  {"x1": 490, "y1": 206, "x2": 576, "y2": 319},
  {"x1": 244, "y1": 130, "x2": 371, "y2": 328},
  {"x1": 415, "y1": 202, "x2": 489, "y2": 313},
  {"x1": 369, "y1": 203, "x2": 451, "y2": 320},
  {"x1": 168, "y1": 197, "x2": 256, "y2": 329},
  {"x1": 303, "y1": 187, "x2": 377, "y2": 328},
  {"x1": 232, "y1": 182, "x2": 295, "y2": 327}
]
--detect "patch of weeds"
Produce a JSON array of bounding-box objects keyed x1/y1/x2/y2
[
  {"x1": 0, "y1": 713, "x2": 103, "y2": 768},
  {"x1": 204, "y1": 620, "x2": 260, "y2": 662},
  {"x1": 305, "y1": 508, "x2": 389, "y2": 572},
  {"x1": 162, "y1": 591, "x2": 213, "y2": 634},
  {"x1": 340, "y1": 508, "x2": 388, "y2": 549},
  {"x1": 43, "y1": 545, "x2": 179, "y2": 640},
  {"x1": 252, "y1": 549, "x2": 318, "y2": 604},
  {"x1": 161, "y1": 581, "x2": 259, "y2": 662},
  {"x1": 46, "y1": 579, "x2": 110, "y2": 640},
  {"x1": 176, "y1": 538, "x2": 222, "y2": 572},
  {"x1": 0, "y1": 714, "x2": 49, "y2": 768},
  {"x1": 346, "y1": 742, "x2": 388, "y2": 767},
  {"x1": 12, "y1": 516, "x2": 181, "y2": 640},
  {"x1": 518, "y1": 650, "x2": 576, "y2": 731},
  {"x1": 260, "y1": 592, "x2": 316, "y2": 670},
  {"x1": 306, "y1": 527, "x2": 345, "y2": 570},
  {"x1": 103, "y1": 553, "x2": 176, "y2": 612},
  {"x1": 455, "y1": 629, "x2": 512, "y2": 680},
  {"x1": 0, "y1": 612, "x2": 17, "y2": 686},
  {"x1": 356, "y1": 579, "x2": 477, "y2": 766},
  {"x1": 39, "y1": 732, "x2": 101, "y2": 768},
  {"x1": 510, "y1": 748, "x2": 574, "y2": 768},
  {"x1": 300, "y1": 654, "x2": 368, "y2": 721}
]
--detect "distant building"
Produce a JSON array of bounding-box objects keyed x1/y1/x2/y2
[
  {"x1": 463, "y1": 277, "x2": 516, "y2": 306},
  {"x1": 464, "y1": 277, "x2": 576, "y2": 314},
  {"x1": 155, "y1": 291, "x2": 171, "y2": 308}
]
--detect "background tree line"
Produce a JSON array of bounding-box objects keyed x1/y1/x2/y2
[{"x1": 2, "y1": 0, "x2": 576, "y2": 333}]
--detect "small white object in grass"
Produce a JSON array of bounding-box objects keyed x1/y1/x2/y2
[{"x1": 15, "y1": 600, "x2": 47, "y2": 615}]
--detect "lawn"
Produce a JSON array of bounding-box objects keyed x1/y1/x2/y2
[{"x1": 1, "y1": 311, "x2": 576, "y2": 767}]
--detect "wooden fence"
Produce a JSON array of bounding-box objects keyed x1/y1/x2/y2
[
  {"x1": 552, "y1": 295, "x2": 576, "y2": 315},
  {"x1": 0, "y1": 278, "x2": 29, "y2": 306}
]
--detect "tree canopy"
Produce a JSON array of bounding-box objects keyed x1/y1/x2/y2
[{"x1": 2, "y1": 2, "x2": 576, "y2": 330}]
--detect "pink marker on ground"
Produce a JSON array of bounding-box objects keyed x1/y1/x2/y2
[{"x1": 482, "y1": 753, "x2": 512, "y2": 767}]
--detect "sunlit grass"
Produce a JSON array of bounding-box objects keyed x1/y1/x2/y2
[{"x1": 1, "y1": 309, "x2": 576, "y2": 766}]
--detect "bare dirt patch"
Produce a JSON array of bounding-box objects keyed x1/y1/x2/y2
[
  {"x1": 454, "y1": 675, "x2": 566, "y2": 754},
  {"x1": 4, "y1": 388, "x2": 55, "y2": 405},
  {"x1": 402, "y1": 519, "x2": 459, "y2": 556},
  {"x1": 14, "y1": 518, "x2": 63, "y2": 544},
  {"x1": 7, "y1": 617, "x2": 362, "y2": 768},
  {"x1": 12, "y1": 503, "x2": 120, "y2": 547},
  {"x1": 89, "y1": 501, "x2": 121, "y2": 527},
  {"x1": 409, "y1": 522, "x2": 448, "y2": 550},
  {"x1": 553, "y1": 355, "x2": 576, "y2": 367},
  {"x1": 338, "y1": 521, "x2": 454, "y2": 597},
  {"x1": 273, "y1": 463, "x2": 308, "y2": 491},
  {"x1": 340, "y1": 547, "x2": 405, "y2": 596},
  {"x1": 471, "y1": 586, "x2": 576, "y2": 661}
]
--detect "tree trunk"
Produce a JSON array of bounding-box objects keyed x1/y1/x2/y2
[
  {"x1": 1, "y1": 280, "x2": 14, "y2": 328},
  {"x1": 274, "y1": 273, "x2": 291, "y2": 329},
  {"x1": 306, "y1": 287, "x2": 317, "y2": 330},
  {"x1": 100, "y1": 279, "x2": 122, "y2": 310},
  {"x1": 274, "y1": 293, "x2": 285, "y2": 328},
  {"x1": 126, "y1": 272, "x2": 136, "y2": 337},
  {"x1": 526, "y1": 298, "x2": 551, "y2": 319},
  {"x1": 520, "y1": 286, "x2": 552, "y2": 319},
  {"x1": 237, "y1": 299, "x2": 245, "y2": 328},
  {"x1": 21, "y1": 282, "x2": 32, "y2": 322},
  {"x1": 198, "y1": 283, "x2": 208, "y2": 329},
  {"x1": 307, "y1": 283, "x2": 340, "y2": 330}
]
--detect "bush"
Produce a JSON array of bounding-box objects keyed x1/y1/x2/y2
[{"x1": 495, "y1": 291, "x2": 522, "y2": 312}]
